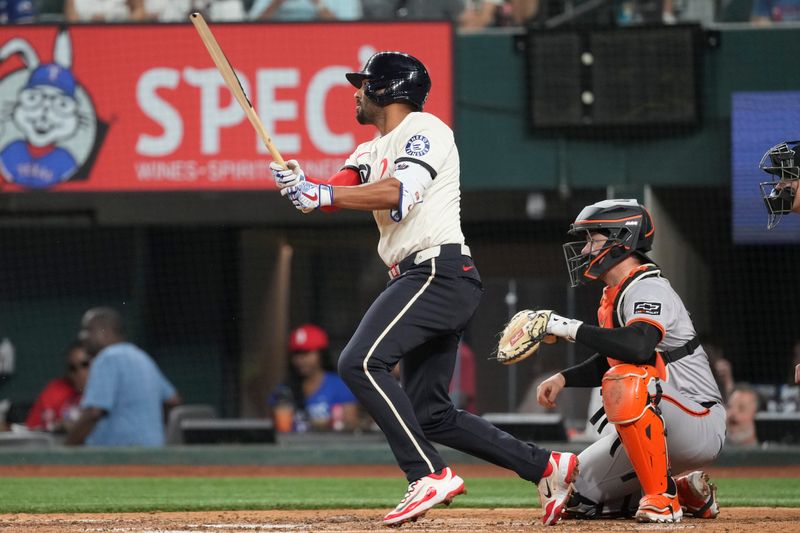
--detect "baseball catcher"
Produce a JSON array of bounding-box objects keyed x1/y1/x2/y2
[{"x1": 505, "y1": 199, "x2": 725, "y2": 523}]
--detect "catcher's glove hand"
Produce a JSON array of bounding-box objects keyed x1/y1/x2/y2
[{"x1": 495, "y1": 309, "x2": 555, "y2": 365}]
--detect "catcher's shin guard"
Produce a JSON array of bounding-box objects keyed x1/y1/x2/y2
[{"x1": 601, "y1": 364, "x2": 671, "y2": 497}]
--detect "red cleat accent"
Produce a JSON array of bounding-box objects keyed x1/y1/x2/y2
[{"x1": 382, "y1": 467, "x2": 466, "y2": 526}]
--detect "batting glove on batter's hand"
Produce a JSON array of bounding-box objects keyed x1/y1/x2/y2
[
  {"x1": 270, "y1": 159, "x2": 305, "y2": 189},
  {"x1": 544, "y1": 311, "x2": 583, "y2": 343},
  {"x1": 282, "y1": 180, "x2": 333, "y2": 213}
]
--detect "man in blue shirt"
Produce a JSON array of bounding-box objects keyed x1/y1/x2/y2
[{"x1": 66, "y1": 307, "x2": 180, "y2": 446}]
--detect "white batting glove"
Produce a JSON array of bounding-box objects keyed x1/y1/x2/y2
[
  {"x1": 270, "y1": 159, "x2": 305, "y2": 189},
  {"x1": 544, "y1": 312, "x2": 583, "y2": 343},
  {"x1": 281, "y1": 180, "x2": 333, "y2": 213}
]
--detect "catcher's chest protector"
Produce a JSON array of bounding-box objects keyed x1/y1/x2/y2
[{"x1": 597, "y1": 264, "x2": 667, "y2": 378}]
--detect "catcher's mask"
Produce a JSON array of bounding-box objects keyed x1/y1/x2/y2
[
  {"x1": 345, "y1": 51, "x2": 431, "y2": 111},
  {"x1": 759, "y1": 140, "x2": 800, "y2": 230},
  {"x1": 563, "y1": 199, "x2": 654, "y2": 287}
]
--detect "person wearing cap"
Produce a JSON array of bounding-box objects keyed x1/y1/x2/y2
[{"x1": 268, "y1": 324, "x2": 359, "y2": 432}]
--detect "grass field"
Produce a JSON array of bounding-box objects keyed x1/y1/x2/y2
[{"x1": 2, "y1": 476, "x2": 799, "y2": 514}]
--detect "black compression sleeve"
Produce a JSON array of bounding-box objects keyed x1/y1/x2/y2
[
  {"x1": 574, "y1": 321, "x2": 662, "y2": 364},
  {"x1": 561, "y1": 353, "x2": 609, "y2": 387}
]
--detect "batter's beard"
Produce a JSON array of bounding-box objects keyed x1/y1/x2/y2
[{"x1": 356, "y1": 98, "x2": 379, "y2": 125}]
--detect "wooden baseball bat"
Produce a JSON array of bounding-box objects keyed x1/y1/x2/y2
[{"x1": 189, "y1": 12, "x2": 286, "y2": 168}]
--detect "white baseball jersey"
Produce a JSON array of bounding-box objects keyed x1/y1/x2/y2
[
  {"x1": 343, "y1": 112, "x2": 464, "y2": 267},
  {"x1": 619, "y1": 276, "x2": 722, "y2": 405}
]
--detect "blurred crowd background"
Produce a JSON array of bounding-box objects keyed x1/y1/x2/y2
[{"x1": 1, "y1": 0, "x2": 796, "y2": 26}]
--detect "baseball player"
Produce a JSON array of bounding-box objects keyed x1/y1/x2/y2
[
  {"x1": 758, "y1": 142, "x2": 800, "y2": 383},
  {"x1": 270, "y1": 51, "x2": 577, "y2": 526},
  {"x1": 760, "y1": 140, "x2": 800, "y2": 230},
  {"x1": 530, "y1": 199, "x2": 725, "y2": 523}
]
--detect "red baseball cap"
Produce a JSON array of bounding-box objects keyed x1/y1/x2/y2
[{"x1": 288, "y1": 324, "x2": 328, "y2": 353}]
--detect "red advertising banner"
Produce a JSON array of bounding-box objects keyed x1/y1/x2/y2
[{"x1": 0, "y1": 22, "x2": 452, "y2": 192}]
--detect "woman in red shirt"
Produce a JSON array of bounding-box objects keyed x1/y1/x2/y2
[{"x1": 26, "y1": 341, "x2": 90, "y2": 432}]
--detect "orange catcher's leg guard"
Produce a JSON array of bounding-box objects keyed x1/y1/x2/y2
[{"x1": 601, "y1": 364, "x2": 670, "y2": 497}]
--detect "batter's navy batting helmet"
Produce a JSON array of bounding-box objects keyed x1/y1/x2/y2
[
  {"x1": 563, "y1": 199, "x2": 655, "y2": 287},
  {"x1": 346, "y1": 51, "x2": 431, "y2": 111},
  {"x1": 759, "y1": 140, "x2": 800, "y2": 230}
]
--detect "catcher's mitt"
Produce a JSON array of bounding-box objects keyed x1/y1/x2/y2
[{"x1": 495, "y1": 309, "x2": 554, "y2": 365}]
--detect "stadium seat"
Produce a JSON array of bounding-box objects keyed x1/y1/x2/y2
[{"x1": 165, "y1": 404, "x2": 217, "y2": 445}]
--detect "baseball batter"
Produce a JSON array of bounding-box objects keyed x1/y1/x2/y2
[
  {"x1": 270, "y1": 51, "x2": 577, "y2": 526},
  {"x1": 531, "y1": 199, "x2": 725, "y2": 523}
]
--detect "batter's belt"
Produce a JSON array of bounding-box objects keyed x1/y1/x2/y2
[{"x1": 389, "y1": 243, "x2": 471, "y2": 279}]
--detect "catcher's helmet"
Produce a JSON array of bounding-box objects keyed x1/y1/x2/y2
[
  {"x1": 563, "y1": 199, "x2": 655, "y2": 287},
  {"x1": 345, "y1": 51, "x2": 431, "y2": 111},
  {"x1": 759, "y1": 140, "x2": 800, "y2": 230}
]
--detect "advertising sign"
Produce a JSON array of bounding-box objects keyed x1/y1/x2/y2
[{"x1": 0, "y1": 22, "x2": 452, "y2": 191}]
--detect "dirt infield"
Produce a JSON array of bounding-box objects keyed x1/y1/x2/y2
[{"x1": 2, "y1": 508, "x2": 800, "y2": 533}]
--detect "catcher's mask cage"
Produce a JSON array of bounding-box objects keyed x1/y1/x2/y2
[
  {"x1": 563, "y1": 199, "x2": 655, "y2": 287},
  {"x1": 345, "y1": 51, "x2": 431, "y2": 111},
  {"x1": 759, "y1": 140, "x2": 800, "y2": 230}
]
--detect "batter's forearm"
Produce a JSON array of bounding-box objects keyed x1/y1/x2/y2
[{"x1": 332, "y1": 178, "x2": 401, "y2": 211}]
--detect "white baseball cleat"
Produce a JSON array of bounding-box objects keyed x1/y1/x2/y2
[
  {"x1": 538, "y1": 451, "x2": 579, "y2": 526},
  {"x1": 382, "y1": 467, "x2": 466, "y2": 526}
]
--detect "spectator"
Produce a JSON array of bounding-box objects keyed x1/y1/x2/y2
[
  {"x1": 1, "y1": 0, "x2": 36, "y2": 22},
  {"x1": 137, "y1": 0, "x2": 244, "y2": 22},
  {"x1": 704, "y1": 339, "x2": 735, "y2": 403},
  {"x1": 26, "y1": 341, "x2": 89, "y2": 432},
  {"x1": 249, "y1": 0, "x2": 360, "y2": 20},
  {"x1": 268, "y1": 324, "x2": 359, "y2": 432},
  {"x1": 66, "y1": 307, "x2": 180, "y2": 446},
  {"x1": 665, "y1": 0, "x2": 717, "y2": 25},
  {"x1": 751, "y1": 0, "x2": 800, "y2": 22},
  {"x1": 64, "y1": 0, "x2": 145, "y2": 22},
  {"x1": 509, "y1": 0, "x2": 538, "y2": 24},
  {"x1": 361, "y1": 0, "x2": 463, "y2": 21},
  {"x1": 459, "y1": 0, "x2": 507, "y2": 29},
  {"x1": 726, "y1": 383, "x2": 760, "y2": 447},
  {"x1": 141, "y1": 0, "x2": 191, "y2": 21},
  {"x1": 790, "y1": 339, "x2": 800, "y2": 385}
]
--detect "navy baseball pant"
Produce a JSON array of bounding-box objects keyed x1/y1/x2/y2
[{"x1": 338, "y1": 244, "x2": 551, "y2": 483}]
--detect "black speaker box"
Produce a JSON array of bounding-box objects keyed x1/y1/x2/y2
[{"x1": 526, "y1": 24, "x2": 703, "y2": 136}]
